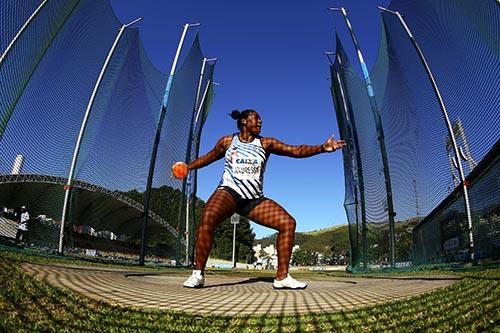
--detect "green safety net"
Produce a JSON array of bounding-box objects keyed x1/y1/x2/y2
[{"x1": 330, "y1": 0, "x2": 499, "y2": 271}]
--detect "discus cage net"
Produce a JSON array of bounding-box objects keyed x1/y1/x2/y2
[
  {"x1": 330, "y1": 0, "x2": 499, "y2": 271},
  {"x1": 0, "y1": 0, "x2": 216, "y2": 266}
]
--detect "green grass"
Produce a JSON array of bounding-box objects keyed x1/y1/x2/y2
[
  {"x1": 0, "y1": 248, "x2": 499, "y2": 332},
  {"x1": 0, "y1": 244, "x2": 191, "y2": 273}
]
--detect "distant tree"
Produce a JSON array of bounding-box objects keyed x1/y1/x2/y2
[
  {"x1": 236, "y1": 216, "x2": 256, "y2": 263},
  {"x1": 291, "y1": 249, "x2": 317, "y2": 266},
  {"x1": 212, "y1": 215, "x2": 255, "y2": 262},
  {"x1": 211, "y1": 220, "x2": 233, "y2": 260},
  {"x1": 119, "y1": 185, "x2": 205, "y2": 258}
]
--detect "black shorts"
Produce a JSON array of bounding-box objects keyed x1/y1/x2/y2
[{"x1": 218, "y1": 186, "x2": 268, "y2": 216}]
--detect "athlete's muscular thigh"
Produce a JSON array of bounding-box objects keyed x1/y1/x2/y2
[
  {"x1": 246, "y1": 199, "x2": 294, "y2": 230},
  {"x1": 201, "y1": 189, "x2": 238, "y2": 224}
]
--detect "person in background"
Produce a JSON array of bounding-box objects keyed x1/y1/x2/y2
[{"x1": 15, "y1": 206, "x2": 30, "y2": 246}]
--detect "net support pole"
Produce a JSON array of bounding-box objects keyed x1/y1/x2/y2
[
  {"x1": 182, "y1": 77, "x2": 214, "y2": 265},
  {"x1": 193, "y1": 76, "x2": 216, "y2": 125},
  {"x1": 189, "y1": 78, "x2": 217, "y2": 266},
  {"x1": 183, "y1": 57, "x2": 208, "y2": 265},
  {"x1": 330, "y1": 53, "x2": 368, "y2": 269},
  {"x1": 231, "y1": 214, "x2": 240, "y2": 268},
  {"x1": 184, "y1": 57, "x2": 218, "y2": 265},
  {"x1": 378, "y1": 6, "x2": 475, "y2": 261},
  {"x1": 58, "y1": 18, "x2": 143, "y2": 254},
  {"x1": 330, "y1": 7, "x2": 397, "y2": 266},
  {"x1": 184, "y1": 181, "x2": 190, "y2": 265},
  {"x1": 327, "y1": 51, "x2": 367, "y2": 269},
  {"x1": 0, "y1": 0, "x2": 50, "y2": 66},
  {"x1": 140, "y1": 22, "x2": 200, "y2": 266}
]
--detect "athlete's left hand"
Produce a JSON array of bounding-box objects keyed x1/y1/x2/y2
[{"x1": 323, "y1": 134, "x2": 346, "y2": 152}]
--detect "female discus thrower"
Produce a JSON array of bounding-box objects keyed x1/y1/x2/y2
[{"x1": 172, "y1": 109, "x2": 346, "y2": 289}]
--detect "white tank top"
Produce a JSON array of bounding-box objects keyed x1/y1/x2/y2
[{"x1": 218, "y1": 134, "x2": 267, "y2": 199}]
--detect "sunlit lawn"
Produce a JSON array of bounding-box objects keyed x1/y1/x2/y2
[{"x1": 0, "y1": 247, "x2": 498, "y2": 332}]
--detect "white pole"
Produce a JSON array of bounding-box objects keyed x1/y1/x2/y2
[
  {"x1": 194, "y1": 58, "x2": 208, "y2": 111},
  {"x1": 185, "y1": 188, "x2": 190, "y2": 264},
  {"x1": 140, "y1": 22, "x2": 200, "y2": 265},
  {"x1": 58, "y1": 18, "x2": 143, "y2": 254},
  {"x1": 232, "y1": 222, "x2": 237, "y2": 267},
  {"x1": 185, "y1": 78, "x2": 213, "y2": 264},
  {"x1": 194, "y1": 79, "x2": 212, "y2": 125},
  {"x1": 327, "y1": 50, "x2": 369, "y2": 268},
  {"x1": 184, "y1": 57, "x2": 207, "y2": 264},
  {"x1": 0, "y1": 0, "x2": 50, "y2": 66},
  {"x1": 161, "y1": 23, "x2": 200, "y2": 111},
  {"x1": 378, "y1": 6, "x2": 475, "y2": 260},
  {"x1": 161, "y1": 23, "x2": 200, "y2": 114},
  {"x1": 11, "y1": 154, "x2": 25, "y2": 175},
  {"x1": 170, "y1": 24, "x2": 200, "y2": 76},
  {"x1": 231, "y1": 214, "x2": 239, "y2": 268},
  {"x1": 193, "y1": 57, "x2": 217, "y2": 111},
  {"x1": 330, "y1": 7, "x2": 397, "y2": 266}
]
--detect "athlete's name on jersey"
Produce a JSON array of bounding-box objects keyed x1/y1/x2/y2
[
  {"x1": 234, "y1": 166, "x2": 261, "y2": 176},
  {"x1": 235, "y1": 158, "x2": 258, "y2": 165}
]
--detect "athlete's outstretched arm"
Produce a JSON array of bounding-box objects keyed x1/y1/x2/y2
[
  {"x1": 187, "y1": 135, "x2": 232, "y2": 170},
  {"x1": 263, "y1": 134, "x2": 346, "y2": 158}
]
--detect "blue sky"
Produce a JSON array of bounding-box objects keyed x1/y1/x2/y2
[{"x1": 110, "y1": 0, "x2": 390, "y2": 239}]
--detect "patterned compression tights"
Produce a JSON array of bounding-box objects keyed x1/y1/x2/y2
[{"x1": 194, "y1": 189, "x2": 296, "y2": 280}]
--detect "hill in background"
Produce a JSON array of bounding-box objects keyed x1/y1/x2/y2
[
  {"x1": 255, "y1": 225, "x2": 350, "y2": 258},
  {"x1": 255, "y1": 219, "x2": 420, "y2": 264}
]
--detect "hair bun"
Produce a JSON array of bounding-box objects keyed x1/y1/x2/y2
[{"x1": 230, "y1": 110, "x2": 240, "y2": 120}]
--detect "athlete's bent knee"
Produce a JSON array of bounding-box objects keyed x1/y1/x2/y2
[
  {"x1": 279, "y1": 216, "x2": 296, "y2": 233},
  {"x1": 201, "y1": 209, "x2": 220, "y2": 222}
]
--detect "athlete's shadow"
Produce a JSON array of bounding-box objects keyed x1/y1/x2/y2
[{"x1": 203, "y1": 276, "x2": 274, "y2": 288}]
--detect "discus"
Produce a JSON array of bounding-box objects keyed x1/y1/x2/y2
[{"x1": 172, "y1": 162, "x2": 188, "y2": 179}]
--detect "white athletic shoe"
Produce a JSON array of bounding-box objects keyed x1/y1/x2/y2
[
  {"x1": 183, "y1": 270, "x2": 204, "y2": 288},
  {"x1": 273, "y1": 274, "x2": 308, "y2": 289}
]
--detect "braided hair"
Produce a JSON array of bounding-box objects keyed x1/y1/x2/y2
[{"x1": 230, "y1": 109, "x2": 256, "y2": 129}]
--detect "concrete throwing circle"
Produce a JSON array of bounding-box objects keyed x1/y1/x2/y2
[{"x1": 22, "y1": 263, "x2": 460, "y2": 316}]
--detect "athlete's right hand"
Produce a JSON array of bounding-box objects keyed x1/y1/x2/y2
[{"x1": 172, "y1": 162, "x2": 188, "y2": 179}]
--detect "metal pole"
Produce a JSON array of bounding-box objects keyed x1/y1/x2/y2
[
  {"x1": 189, "y1": 77, "x2": 217, "y2": 266},
  {"x1": 194, "y1": 79, "x2": 213, "y2": 128},
  {"x1": 0, "y1": 0, "x2": 50, "y2": 66},
  {"x1": 333, "y1": 62, "x2": 368, "y2": 269},
  {"x1": 140, "y1": 22, "x2": 200, "y2": 265},
  {"x1": 330, "y1": 7, "x2": 397, "y2": 266},
  {"x1": 378, "y1": 7, "x2": 475, "y2": 260},
  {"x1": 185, "y1": 186, "x2": 190, "y2": 264},
  {"x1": 184, "y1": 58, "x2": 216, "y2": 265},
  {"x1": 58, "y1": 18, "x2": 143, "y2": 254},
  {"x1": 327, "y1": 50, "x2": 368, "y2": 269},
  {"x1": 231, "y1": 214, "x2": 240, "y2": 268},
  {"x1": 194, "y1": 58, "x2": 209, "y2": 112},
  {"x1": 184, "y1": 57, "x2": 208, "y2": 265},
  {"x1": 193, "y1": 58, "x2": 217, "y2": 112}
]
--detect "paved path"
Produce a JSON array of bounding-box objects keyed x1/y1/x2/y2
[{"x1": 22, "y1": 263, "x2": 460, "y2": 316}]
